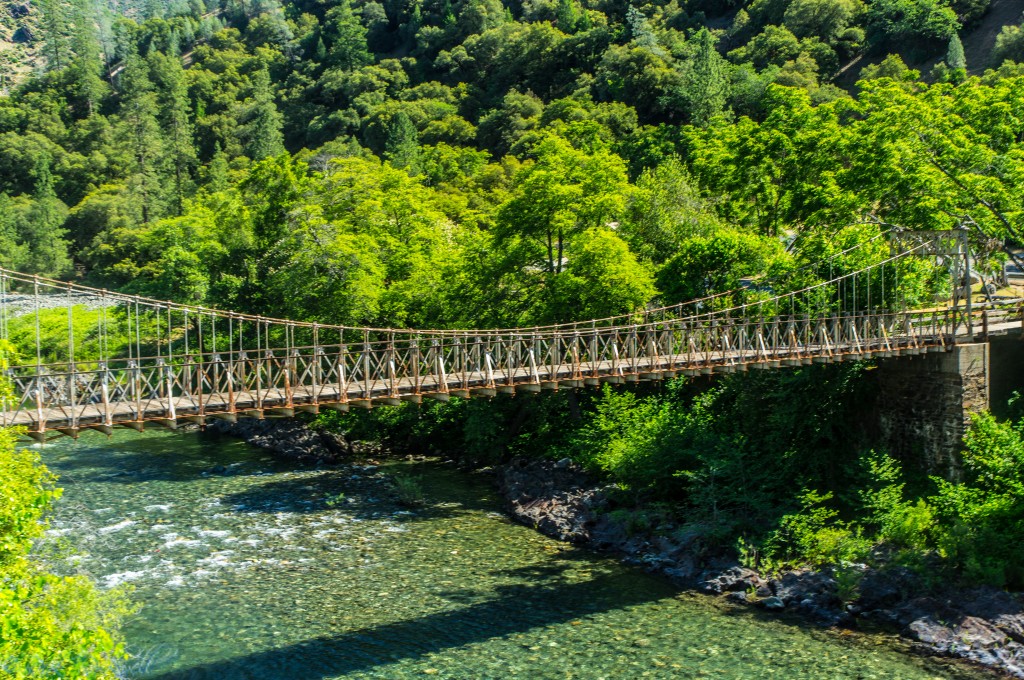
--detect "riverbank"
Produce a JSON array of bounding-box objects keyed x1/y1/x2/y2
[
  {"x1": 499, "y1": 456, "x2": 1024, "y2": 679},
  {"x1": 205, "y1": 418, "x2": 1020, "y2": 677}
]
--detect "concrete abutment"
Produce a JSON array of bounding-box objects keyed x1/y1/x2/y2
[{"x1": 874, "y1": 342, "x2": 993, "y2": 480}]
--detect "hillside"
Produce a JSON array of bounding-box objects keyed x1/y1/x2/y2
[
  {"x1": 963, "y1": 0, "x2": 1023, "y2": 71},
  {"x1": 0, "y1": 0, "x2": 1019, "y2": 317},
  {"x1": 0, "y1": 1, "x2": 37, "y2": 92}
]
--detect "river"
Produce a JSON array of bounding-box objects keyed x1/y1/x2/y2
[{"x1": 37, "y1": 429, "x2": 987, "y2": 679}]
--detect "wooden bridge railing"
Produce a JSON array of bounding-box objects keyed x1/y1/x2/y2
[{"x1": 2, "y1": 228, "x2": 1018, "y2": 440}]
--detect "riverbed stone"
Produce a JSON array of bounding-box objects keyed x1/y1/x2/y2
[{"x1": 698, "y1": 565, "x2": 762, "y2": 594}]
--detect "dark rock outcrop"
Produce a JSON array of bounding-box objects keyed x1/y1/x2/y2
[
  {"x1": 497, "y1": 457, "x2": 607, "y2": 543},
  {"x1": 11, "y1": 25, "x2": 33, "y2": 43},
  {"x1": 204, "y1": 418, "x2": 373, "y2": 464}
]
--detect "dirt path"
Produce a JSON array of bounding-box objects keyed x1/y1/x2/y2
[{"x1": 964, "y1": 0, "x2": 1022, "y2": 71}]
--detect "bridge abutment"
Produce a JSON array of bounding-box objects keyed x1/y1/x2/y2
[{"x1": 875, "y1": 343, "x2": 990, "y2": 480}]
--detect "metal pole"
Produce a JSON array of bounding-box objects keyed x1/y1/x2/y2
[{"x1": 962, "y1": 227, "x2": 973, "y2": 338}]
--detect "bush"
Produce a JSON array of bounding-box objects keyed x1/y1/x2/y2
[
  {"x1": 929, "y1": 413, "x2": 1024, "y2": 587},
  {"x1": 865, "y1": 0, "x2": 960, "y2": 51},
  {"x1": 762, "y1": 490, "x2": 873, "y2": 568},
  {"x1": 993, "y1": 25, "x2": 1024, "y2": 66},
  {"x1": 0, "y1": 429, "x2": 133, "y2": 677}
]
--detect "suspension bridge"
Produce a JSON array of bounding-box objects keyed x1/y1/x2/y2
[{"x1": 3, "y1": 229, "x2": 1022, "y2": 442}]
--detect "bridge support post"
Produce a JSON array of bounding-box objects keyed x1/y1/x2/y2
[{"x1": 874, "y1": 342, "x2": 989, "y2": 480}]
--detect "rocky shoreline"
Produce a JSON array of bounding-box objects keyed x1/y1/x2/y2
[
  {"x1": 498, "y1": 456, "x2": 1024, "y2": 678},
  {"x1": 207, "y1": 419, "x2": 1024, "y2": 677}
]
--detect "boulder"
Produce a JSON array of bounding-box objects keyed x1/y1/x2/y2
[
  {"x1": 497, "y1": 457, "x2": 605, "y2": 543},
  {"x1": 772, "y1": 569, "x2": 838, "y2": 604},
  {"x1": 699, "y1": 565, "x2": 762, "y2": 595},
  {"x1": 855, "y1": 566, "x2": 917, "y2": 612},
  {"x1": 11, "y1": 26, "x2": 33, "y2": 43},
  {"x1": 204, "y1": 418, "x2": 352, "y2": 464}
]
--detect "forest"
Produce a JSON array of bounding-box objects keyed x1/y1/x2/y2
[{"x1": 2, "y1": 1, "x2": 1024, "y2": 671}]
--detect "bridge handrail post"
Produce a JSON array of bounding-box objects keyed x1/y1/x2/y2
[
  {"x1": 337, "y1": 336, "x2": 349, "y2": 403},
  {"x1": 960, "y1": 226, "x2": 973, "y2": 339},
  {"x1": 286, "y1": 323, "x2": 296, "y2": 408},
  {"x1": 65, "y1": 282, "x2": 77, "y2": 430},
  {"x1": 312, "y1": 323, "x2": 320, "y2": 405},
  {"x1": 165, "y1": 363, "x2": 177, "y2": 421},
  {"x1": 388, "y1": 331, "x2": 397, "y2": 397},
  {"x1": 411, "y1": 334, "x2": 421, "y2": 394},
  {"x1": 363, "y1": 329, "x2": 372, "y2": 400},
  {"x1": 100, "y1": 362, "x2": 112, "y2": 427},
  {"x1": 256, "y1": 319, "x2": 265, "y2": 411},
  {"x1": 571, "y1": 324, "x2": 580, "y2": 380}
]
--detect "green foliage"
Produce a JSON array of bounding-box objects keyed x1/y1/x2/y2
[
  {"x1": 675, "y1": 28, "x2": 731, "y2": 126},
  {"x1": 750, "y1": 414, "x2": 1024, "y2": 587},
  {"x1": 833, "y1": 563, "x2": 863, "y2": 603},
  {"x1": 783, "y1": 0, "x2": 864, "y2": 42},
  {"x1": 865, "y1": 0, "x2": 960, "y2": 49},
  {"x1": 929, "y1": 413, "x2": 1024, "y2": 587},
  {"x1": 993, "y1": 25, "x2": 1024, "y2": 66},
  {"x1": 763, "y1": 490, "x2": 873, "y2": 567},
  {"x1": 0, "y1": 416, "x2": 132, "y2": 677},
  {"x1": 656, "y1": 228, "x2": 791, "y2": 304},
  {"x1": 243, "y1": 69, "x2": 285, "y2": 161},
  {"x1": 946, "y1": 33, "x2": 967, "y2": 70}
]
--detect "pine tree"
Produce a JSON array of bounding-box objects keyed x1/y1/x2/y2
[
  {"x1": 403, "y1": 0, "x2": 423, "y2": 46},
  {"x1": 243, "y1": 69, "x2": 285, "y2": 161},
  {"x1": 204, "y1": 143, "x2": 230, "y2": 193},
  {"x1": 556, "y1": 0, "x2": 579, "y2": 33},
  {"x1": 384, "y1": 111, "x2": 420, "y2": 171},
  {"x1": 324, "y1": 1, "x2": 372, "y2": 70},
  {"x1": 151, "y1": 54, "x2": 196, "y2": 215},
  {"x1": 946, "y1": 33, "x2": 966, "y2": 70},
  {"x1": 38, "y1": 0, "x2": 70, "y2": 71},
  {"x1": 441, "y1": 0, "x2": 456, "y2": 26},
  {"x1": 681, "y1": 28, "x2": 730, "y2": 126},
  {"x1": 69, "y1": 0, "x2": 107, "y2": 116},
  {"x1": 118, "y1": 54, "x2": 166, "y2": 224},
  {"x1": 21, "y1": 156, "x2": 71, "y2": 277},
  {"x1": 145, "y1": 0, "x2": 166, "y2": 20}
]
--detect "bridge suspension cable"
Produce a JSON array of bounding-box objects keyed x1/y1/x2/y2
[{"x1": 1, "y1": 228, "x2": 1016, "y2": 441}]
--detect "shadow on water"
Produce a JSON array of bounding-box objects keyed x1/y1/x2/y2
[
  {"x1": 218, "y1": 460, "x2": 501, "y2": 524},
  {"x1": 147, "y1": 565, "x2": 670, "y2": 680},
  {"x1": 38, "y1": 430, "x2": 270, "y2": 484}
]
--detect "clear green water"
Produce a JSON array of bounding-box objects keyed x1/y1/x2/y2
[{"x1": 38, "y1": 429, "x2": 986, "y2": 680}]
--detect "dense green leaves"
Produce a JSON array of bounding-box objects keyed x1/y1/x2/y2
[{"x1": 0, "y1": 345, "x2": 131, "y2": 677}]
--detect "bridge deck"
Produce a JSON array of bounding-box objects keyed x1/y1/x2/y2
[
  {"x1": 11, "y1": 327, "x2": 1005, "y2": 439},
  {"x1": 6, "y1": 294, "x2": 1022, "y2": 441}
]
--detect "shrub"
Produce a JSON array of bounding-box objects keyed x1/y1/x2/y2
[{"x1": 0, "y1": 429, "x2": 133, "y2": 677}]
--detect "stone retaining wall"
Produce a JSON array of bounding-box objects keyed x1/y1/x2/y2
[{"x1": 874, "y1": 343, "x2": 989, "y2": 480}]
